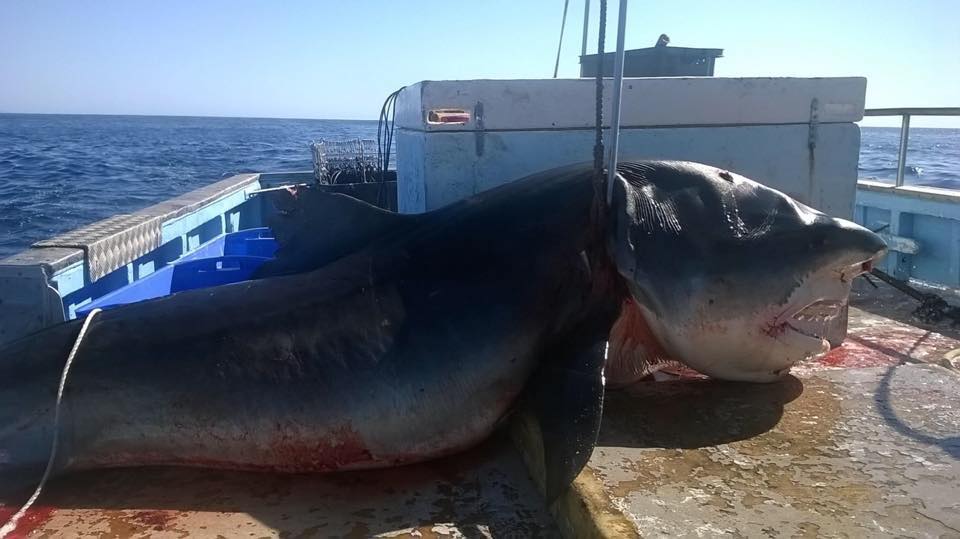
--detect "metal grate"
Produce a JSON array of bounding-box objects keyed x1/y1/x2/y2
[{"x1": 310, "y1": 138, "x2": 380, "y2": 184}]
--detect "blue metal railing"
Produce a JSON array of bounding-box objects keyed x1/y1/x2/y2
[
  {"x1": 856, "y1": 107, "x2": 960, "y2": 286},
  {"x1": 862, "y1": 107, "x2": 960, "y2": 187}
]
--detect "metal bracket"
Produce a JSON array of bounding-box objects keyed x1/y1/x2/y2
[
  {"x1": 877, "y1": 233, "x2": 920, "y2": 255},
  {"x1": 474, "y1": 101, "x2": 485, "y2": 157},
  {"x1": 804, "y1": 97, "x2": 820, "y2": 205},
  {"x1": 0, "y1": 263, "x2": 66, "y2": 346},
  {"x1": 808, "y1": 98, "x2": 819, "y2": 150}
]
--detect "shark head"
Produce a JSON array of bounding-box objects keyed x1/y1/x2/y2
[{"x1": 608, "y1": 161, "x2": 887, "y2": 383}]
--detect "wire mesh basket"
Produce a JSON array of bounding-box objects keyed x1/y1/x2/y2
[{"x1": 310, "y1": 138, "x2": 379, "y2": 183}]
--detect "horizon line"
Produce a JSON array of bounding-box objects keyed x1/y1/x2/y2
[
  {"x1": 0, "y1": 111, "x2": 378, "y2": 122},
  {"x1": 0, "y1": 111, "x2": 956, "y2": 129}
]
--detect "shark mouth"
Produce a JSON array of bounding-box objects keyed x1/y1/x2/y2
[
  {"x1": 784, "y1": 299, "x2": 845, "y2": 341},
  {"x1": 765, "y1": 257, "x2": 877, "y2": 346}
]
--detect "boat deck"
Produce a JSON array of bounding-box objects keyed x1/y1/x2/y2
[
  {"x1": 0, "y1": 434, "x2": 557, "y2": 538},
  {"x1": 2, "y1": 282, "x2": 959, "y2": 538}
]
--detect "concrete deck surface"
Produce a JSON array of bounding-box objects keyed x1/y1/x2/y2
[
  {"x1": 587, "y1": 364, "x2": 959, "y2": 537},
  {"x1": 582, "y1": 303, "x2": 960, "y2": 538}
]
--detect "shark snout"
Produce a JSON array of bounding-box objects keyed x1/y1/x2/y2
[
  {"x1": 833, "y1": 217, "x2": 887, "y2": 257},
  {"x1": 822, "y1": 217, "x2": 888, "y2": 269}
]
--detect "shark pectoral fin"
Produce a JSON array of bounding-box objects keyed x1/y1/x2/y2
[
  {"x1": 254, "y1": 188, "x2": 419, "y2": 278},
  {"x1": 605, "y1": 298, "x2": 678, "y2": 388},
  {"x1": 511, "y1": 339, "x2": 606, "y2": 503}
]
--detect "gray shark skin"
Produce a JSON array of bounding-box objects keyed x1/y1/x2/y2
[
  {"x1": 604, "y1": 162, "x2": 886, "y2": 385},
  {"x1": 0, "y1": 161, "x2": 885, "y2": 502}
]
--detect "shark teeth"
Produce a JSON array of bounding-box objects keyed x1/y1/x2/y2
[
  {"x1": 787, "y1": 300, "x2": 844, "y2": 339},
  {"x1": 792, "y1": 300, "x2": 844, "y2": 319}
]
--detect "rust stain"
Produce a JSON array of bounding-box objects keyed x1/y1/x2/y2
[
  {"x1": 0, "y1": 505, "x2": 55, "y2": 539},
  {"x1": 71, "y1": 509, "x2": 191, "y2": 539},
  {"x1": 129, "y1": 509, "x2": 176, "y2": 531}
]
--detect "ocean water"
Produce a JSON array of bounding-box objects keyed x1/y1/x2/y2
[
  {"x1": 0, "y1": 114, "x2": 958, "y2": 259},
  {"x1": 0, "y1": 114, "x2": 379, "y2": 259},
  {"x1": 858, "y1": 127, "x2": 960, "y2": 189}
]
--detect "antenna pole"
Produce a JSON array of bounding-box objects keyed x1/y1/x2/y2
[
  {"x1": 605, "y1": 0, "x2": 628, "y2": 205},
  {"x1": 580, "y1": 0, "x2": 591, "y2": 61},
  {"x1": 553, "y1": 0, "x2": 571, "y2": 78}
]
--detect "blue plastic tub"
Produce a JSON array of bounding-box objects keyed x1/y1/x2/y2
[
  {"x1": 223, "y1": 227, "x2": 279, "y2": 259},
  {"x1": 75, "y1": 265, "x2": 176, "y2": 317},
  {"x1": 169, "y1": 256, "x2": 269, "y2": 292},
  {"x1": 75, "y1": 228, "x2": 278, "y2": 317},
  {"x1": 178, "y1": 227, "x2": 279, "y2": 262}
]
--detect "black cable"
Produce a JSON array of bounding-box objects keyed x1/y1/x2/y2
[
  {"x1": 377, "y1": 98, "x2": 388, "y2": 180},
  {"x1": 384, "y1": 93, "x2": 398, "y2": 174},
  {"x1": 583, "y1": 1, "x2": 610, "y2": 269},
  {"x1": 376, "y1": 87, "x2": 404, "y2": 208},
  {"x1": 592, "y1": 0, "x2": 607, "y2": 196},
  {"x1": 869, "y1": 267, "x2": 960, "y2": 325}
]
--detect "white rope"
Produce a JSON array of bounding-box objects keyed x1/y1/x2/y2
[{"x1": 0, "y1": 308, "x2": 102, "y2": 539}]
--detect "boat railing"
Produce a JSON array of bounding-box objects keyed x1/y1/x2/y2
[
  {"x1": 861, "y1": 107, "x2": 960, "y2": 187},
  {"x1": 0, "y1": 173, "x2": 266, "y2": 346},
  {"x1": 855, "y1": 107, "x2": 960, "y2": 287}
]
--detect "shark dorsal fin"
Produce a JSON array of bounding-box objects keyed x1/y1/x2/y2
[{"x1": 253, "y1": 187, "x2": 418, "y2": 278}]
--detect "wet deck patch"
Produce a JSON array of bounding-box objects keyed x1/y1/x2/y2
[{"x1": 585, "y1": 365, "x2": 960, "y2": 536}]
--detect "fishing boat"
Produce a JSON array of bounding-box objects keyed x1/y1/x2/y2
[{"x1": 1, "y1": 11, "x2": 958, "y2": 539}]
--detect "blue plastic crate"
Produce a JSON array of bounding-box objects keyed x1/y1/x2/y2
[
  {"x1": 75, "y1": 265, "x2": 176, "y2": 317},
  {"x1": 223, "y1": 227, "x2": 279, "y2": 258},
  {"x1": 75, "y1": 228, "x2": 278, "y2": 317},
  {"x1": 170, "y1": 256, "x2": 269, "y2": 292}
]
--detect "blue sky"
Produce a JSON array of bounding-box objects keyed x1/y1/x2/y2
[{"x1": 1, "y1": 0, "x2": 957, "y2": 126}]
